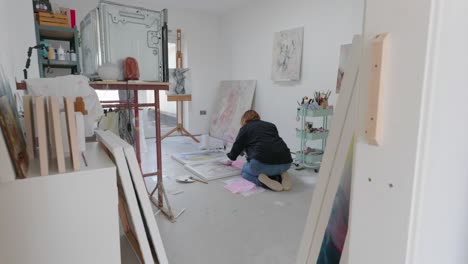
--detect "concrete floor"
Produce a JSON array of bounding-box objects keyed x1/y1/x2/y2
[{"x1": 124, "y1": 136, "x2": 318, "y2": 264}]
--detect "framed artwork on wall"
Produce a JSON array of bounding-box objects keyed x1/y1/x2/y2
[{"x1": 271, "y1": 27, "x2": 304, "y2": 82}]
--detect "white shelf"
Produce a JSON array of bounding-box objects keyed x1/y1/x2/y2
[
  {"x1": 26, "y1": 142, "x2": 114, "y2": 178},
  {"x1": 0, "y1": 142, "x2": 120, "y2": 264}
]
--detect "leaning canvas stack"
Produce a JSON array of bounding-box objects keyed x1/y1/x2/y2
[
  {"x1": 21, "y1": 95, "x2": 85, "y2": 177},
  {"x1": 96, "y1": 130, "x2": 169, "y2": 264}
]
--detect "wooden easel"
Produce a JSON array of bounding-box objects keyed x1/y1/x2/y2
[{"x1": 162, "y1": 29, "x2": 200, "y2": 143}]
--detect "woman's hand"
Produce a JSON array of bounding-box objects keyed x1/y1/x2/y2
[{"x1": 220, "y1": 158, "x2": 233, "y2": 166}]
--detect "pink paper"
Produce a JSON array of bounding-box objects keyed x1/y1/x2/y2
[
  {"x1": 231, "y1": 159, "x2": 246, "y2": 169},
  {"x1": 224, "y1": 179, "x2": 256, "y2": 194}
]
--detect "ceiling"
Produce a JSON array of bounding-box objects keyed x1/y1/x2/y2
[{"x1": 128, "y1": 0, "x2": 252, "y2": 14}]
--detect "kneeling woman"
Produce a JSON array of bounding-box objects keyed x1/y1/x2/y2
[{"x1": 226, "y1": 110, "x2": 292, "y2": 191}]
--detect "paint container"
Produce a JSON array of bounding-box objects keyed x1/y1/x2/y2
[
  {"x1": 57, "y1": 46, "x2": 65, "y2": 61},
  {"x1": 200, "y1": 134, "x2": 209, "y2": 149},
  {"x1": 70, "y1": 49, "x2": 77, "y2": 61},
  {"x1": 48, "y1": 46, "x2": 55, "y2": 60}
]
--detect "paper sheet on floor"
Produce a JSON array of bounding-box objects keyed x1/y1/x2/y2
[{"x1": 223, "y1": 177, "x2": 265, "y2": 197}]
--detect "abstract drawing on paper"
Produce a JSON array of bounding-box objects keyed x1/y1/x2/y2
[
  {"x1": 271, "y1": 27, "x2": 304, "y2": 81},
  {"x1": 336, "y1": 44, "x2": 352, "y2": 94},
  {"x1": 168, "y1": 68, "x2": 191, "y2": 95},
  {"x1": 171, "y1": 150, "x2": 227, "y2": 165},
  {"x1": 209, "y1": 80, "x2": 256, "y2": 142},
  {"x1": 184, "y1": 161, "x2": 241, "y2": 181}
]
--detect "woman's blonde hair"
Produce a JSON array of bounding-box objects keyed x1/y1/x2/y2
[{"x1": 240, "y1": 110, "x2": 261, "y2": 126}]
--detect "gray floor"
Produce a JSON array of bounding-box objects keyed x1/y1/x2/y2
[{"x1": 124, "y1": 136, "x2": 317, "y2": 264}]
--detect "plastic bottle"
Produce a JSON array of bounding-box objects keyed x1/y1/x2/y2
[
  {"x1": 66, "y1": 50, "x2": 70, "y2": 61},
  {"x1": 48, "y1": 45, "x2": 55, "y2": 60},
  {"x1": 70, "y1": 49, "x2": 77, "y2": 61},
  {"x1": 57, "y1": 45, "x2": 65, "y2": 61}
]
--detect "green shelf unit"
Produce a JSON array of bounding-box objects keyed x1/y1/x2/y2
[
  {"x1": 39, "y1": 58, "x2": 78, "y2": 68},
  {"x1": 296, "y1": 130, "x2": 330, "y2": 141},
  {"x1": 295, "y1": 153, "x2": 324, "y2": 166},
  {"x1": 297, "y1": 107, "x2": 334, "y2": 117},
  {"x1": 35, "y1": 23, "x2": 80, "y2": 77},
  {"x1": 37, "y1": 24, "x2": 76, "y2": 40},
  {"x1": 295, "y1": 104, "x2": 333, "y2": 170}
]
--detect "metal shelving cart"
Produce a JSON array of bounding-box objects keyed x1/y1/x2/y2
[
  {"x1": 294, "y1": 105, "x2": 333, "y2": 172},
  {"x1": 35, "y1": 23, "x2": 81, "y2": 77}
]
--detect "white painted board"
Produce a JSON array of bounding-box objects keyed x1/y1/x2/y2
[
  {"x1": 122, "y1": 136, "x2": 169, "y2": 264},
  {"x1": 96, "y1": 130, "x2": 155, "y2": 264},
  {"x1": 0, "y1": 145, "x2": 120, "y2": 264}
]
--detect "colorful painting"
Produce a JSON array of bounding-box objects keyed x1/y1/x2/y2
[
  {"x1": 271, "y1": 27, "x2": 304, "y2": 81},
  {"x1": 336, "y1": 44, "x2": 352, "y2": 94},
  {"x1": 171, "y1": 150, "x2": 227, "y2": 165},
  {"x1": 209, "y1": 80, "x2": 256, "y2": 142},
  {"x1": 0, "y1": 70, "x2": 28, "y2": 178},
  {"x1": 184, "y1": 161, "x2": 241, "y2": 181}
]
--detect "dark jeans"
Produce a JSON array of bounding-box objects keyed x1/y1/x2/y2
[{"x1": 241, "y1": 159, "x2": 291, "y2": 186}]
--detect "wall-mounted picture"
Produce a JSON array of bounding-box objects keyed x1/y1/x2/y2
[
  {"x1": 271, "y1": 27, "x2": 304, "y2": 81},
  {"x1": 336, "y1": 44, "x2": 352, "y2": 94},
  {"x1": 168, "y1": 68, "x2": 191, "y2": 95}
]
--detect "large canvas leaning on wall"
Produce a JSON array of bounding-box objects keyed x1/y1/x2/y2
[
  {"x1": 271, "y1": 27, "x2": 304, "y2": 81},
  {"x1": 209, "y1": 80, "x2": 256, "y2": 142},
  {"x1": 0, "y1": 69, "x2": 28, "y2": 178}
]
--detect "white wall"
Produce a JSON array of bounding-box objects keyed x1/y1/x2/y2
[
  {"x1": 50, "y1": 0, "x2": 224, "y2": 135},
  {"x1": 219, "y1": 0, "x2": 363, "y2": 150},
  {"x1": 0, "y1": 0, "x2": 39, "y2": 87},
  {"x1": 408, "y1": 0, "x2": 468, "y2": 263}
]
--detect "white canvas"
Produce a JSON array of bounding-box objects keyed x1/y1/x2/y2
[
  {"x1": 184, "y1": 161, "x2": 241, "y2": 181},
  {"x1": 171, "y1": 150, "x2": 227, "y2": 165},
  {"x1": 209, "y1": 80, "x2": 256, "y2": 142},
  {"x1": 271, "y1": 27, "x2": 304, "y2": 81}
]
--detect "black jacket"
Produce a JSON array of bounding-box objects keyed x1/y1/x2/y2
[{"x1": 227, "y1": 120, "x2": 292, "y2": 164}]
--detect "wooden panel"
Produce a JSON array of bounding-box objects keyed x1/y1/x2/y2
[
  {"x1": 366, "y1": 33, "x2": 390, "y2": 146},
  {"x1": 64, "y1": 97, "x2": 80, "y2": 171},
  {"x1": 167, "y1": 94, "x2": 192, "y2": 102},
  {"x1": 23, "y1": 96, "x2": 35, "y2": 160},
  {"x1": 34, "y1": 96, "x2": 48, "y2": 176},
  {"x1": 49, "y1": 96, "x2": 66, "y2": 173},
  {"x1": 37, "y1": 13, "x2": 69, "y2": 28}
]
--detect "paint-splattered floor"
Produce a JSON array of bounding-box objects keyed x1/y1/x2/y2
[{"x1": 122, "y1": 136, "x2": 317, "y2": 264}]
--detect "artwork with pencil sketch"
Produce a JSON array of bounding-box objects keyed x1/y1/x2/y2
[
  {"x1": 169, "y1": 68, "x2": 191, "y2": 95},
  {"x1": 271, "y1": 27, "x2": 304, "y2": 81}
]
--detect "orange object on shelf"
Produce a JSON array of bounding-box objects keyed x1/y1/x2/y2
[{"x1": 74, "y1": 97, "x2": 88, "y2": 115}]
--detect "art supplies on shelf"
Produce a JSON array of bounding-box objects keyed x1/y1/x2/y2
[{"x1": 294, "y1": 94, "x2": 334, "y2": 171}]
